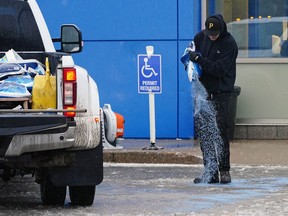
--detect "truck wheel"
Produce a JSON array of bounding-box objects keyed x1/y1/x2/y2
[
  {"x1": 69, "y1": 185, "x2": 95, "y2": 206},
  {"x1": 40, "y1": 177, "x2": 66, "y2": 205}
]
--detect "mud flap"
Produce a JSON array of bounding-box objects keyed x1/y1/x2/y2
[{"x1": 48, "y1": 141, "x2": 103, "y2": 186}]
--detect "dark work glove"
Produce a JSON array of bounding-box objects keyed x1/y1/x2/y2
[{"x1": 189, "y1": 51, "x2": 201, "y2": 63}]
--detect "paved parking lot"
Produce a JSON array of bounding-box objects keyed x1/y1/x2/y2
[
  {"x1": 1, "y1": 139, "x2": 288, "y2": 215},
  {"x1": 1, "y1": 163, "x2": 288, "y2": 215}
]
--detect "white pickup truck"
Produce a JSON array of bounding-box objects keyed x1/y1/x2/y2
[{"x1": 0, "y1": 0, "x2": 105, "y2": 206}]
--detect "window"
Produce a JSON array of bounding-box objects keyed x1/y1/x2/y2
[
  {"x1": 0, "y1": 0, "x2": 44, "y2": 52},
  {"x1": 207, "y1": 0, "x2": 288, "y2": 58}
]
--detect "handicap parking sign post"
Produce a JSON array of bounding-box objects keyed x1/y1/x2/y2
[
  {"x1": 137, "y1": 46, "x2": 163, "y2": 150},
  {"x1": 137, "y1": 54, "x2": 162, "y2": 94}
]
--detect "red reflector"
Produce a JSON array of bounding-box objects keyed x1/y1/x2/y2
[
  {"x1": 63, "y1": 68, "x2": 76, "y2": 81},
  {"x1": 64, "y1": 106, "x2": 76, "y2": 117}
]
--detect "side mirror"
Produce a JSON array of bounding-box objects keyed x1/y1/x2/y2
[{"x1": 60, "y1": 24, "x2": 83, "y2": 53}]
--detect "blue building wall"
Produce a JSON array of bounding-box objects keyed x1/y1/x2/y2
[{"x1": 38, "y1": 0, "x2": 201, "y2": 139}]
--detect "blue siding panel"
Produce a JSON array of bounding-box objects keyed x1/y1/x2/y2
[
  {"x1": 39, "y1": 0, "x2": 177, "y2": 40},
  {"x1": 179, "y1": 0, "x2": 201, "y2": 40}
]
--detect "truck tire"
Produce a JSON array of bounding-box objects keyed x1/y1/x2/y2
[
  {"x1": 40, "y1": 177, "x2": 66, "y2": 205},
  {"x1": 69, "y1": 185, "x2": 95, "y2": 206}
]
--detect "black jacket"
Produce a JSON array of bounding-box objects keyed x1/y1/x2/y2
[{"x1": 194, "y1": 14, "x2": 238, "y2": 94}]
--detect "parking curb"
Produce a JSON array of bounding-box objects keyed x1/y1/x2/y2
[{"x1": 103, "y1": 150, "x2": 203, "y2": 164}]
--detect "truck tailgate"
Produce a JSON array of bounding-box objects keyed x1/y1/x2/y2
[{"x1": 0, "y1": 114, "x2": 67, "y2": 135}]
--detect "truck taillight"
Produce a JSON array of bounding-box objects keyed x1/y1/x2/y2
[
  {"x1": 63, "y1": 68, "x2": 77, "y2": 117},
  {"x1": 64, "y1": 105, "x2": 77, "y2": 117}
]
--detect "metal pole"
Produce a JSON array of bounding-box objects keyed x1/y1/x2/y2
[
  {"x1": 149, "y1": 91, "x2": 156, "y2": 145},
  {"x1": 143, "y1": 91, "x2": 163, "y2": 150}
]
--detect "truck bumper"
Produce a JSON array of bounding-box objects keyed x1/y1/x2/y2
[{"x1": 5, "y1": 126, "x2": 76, "y2": 157}]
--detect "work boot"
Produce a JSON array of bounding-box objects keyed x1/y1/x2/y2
[
  {"x1": 220, "y1": 171, "x2": 231, "y2": 184},
  {"x1": 193, "y1": 172, "x2": 219, "y2": 184}
]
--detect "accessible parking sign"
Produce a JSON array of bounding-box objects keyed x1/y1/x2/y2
[{"x1": 137, "y1": 54, "x2": 162, "y2": 94}]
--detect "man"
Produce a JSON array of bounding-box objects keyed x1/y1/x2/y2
[{"x1": 189, "y1": 14, "x2": 238, "y2": 184}]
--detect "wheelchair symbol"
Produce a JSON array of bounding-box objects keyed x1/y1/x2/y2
[{"x1": 141, "y1": 57, "x2": 158, "y2": 78}]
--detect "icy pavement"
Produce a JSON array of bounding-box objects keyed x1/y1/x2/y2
[
  {"x1": 1, "y1": 163, "x2": 288, "y2": 216},
  {"x1": 100, "y1": 164, "x2": 288, "y2": 216}
]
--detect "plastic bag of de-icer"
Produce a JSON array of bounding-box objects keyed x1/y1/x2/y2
[
  {"x1": 20, "y1": 61, "x2": 45, "y2": 76},
  {"x1": 4, "y1": 75, "x2": 34, "y2": 92},
  {"x1": 0, "y1": 63, "x2": 26, "y2": 80},
  {"x1": 0, "y1": 81, "x2": 31, "y2": 98},
  {"x1": 180, "y1": 41, "x2": 202, "y2": 82}
]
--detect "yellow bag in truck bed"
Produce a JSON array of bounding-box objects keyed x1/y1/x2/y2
[{"x1": 32, "y1": 57, "x2": 56, "y2": 109}]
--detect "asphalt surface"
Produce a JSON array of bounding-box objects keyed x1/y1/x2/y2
[
  {"x1": 104, "y1": 139, "x2": 288, "y2": 166},
  {"x1": 1, "y1": 139, "x2": 288, "y2": 215},
  {"x1": 2, "y1": 164, "x2": 288, "y2": 216}
]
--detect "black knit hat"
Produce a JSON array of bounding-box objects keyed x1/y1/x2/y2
[{"x1": 205, "y1": 17, "x2": 221, "y2": 36}]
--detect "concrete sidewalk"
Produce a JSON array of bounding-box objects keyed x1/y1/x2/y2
[{"x1": 103, "y1": 139, "x2": 288, "y2": 166}]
